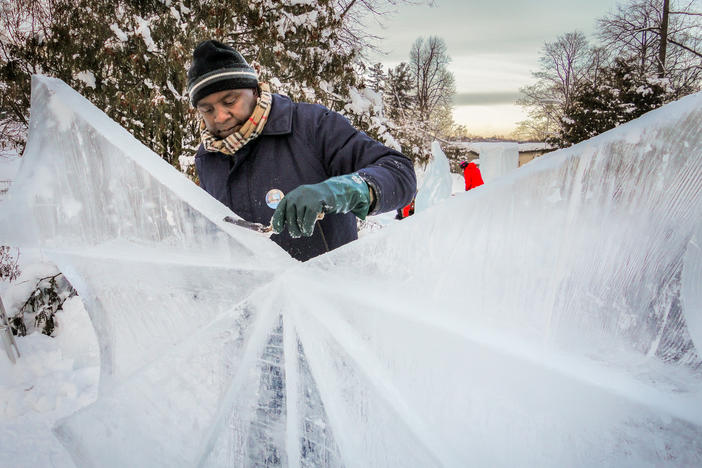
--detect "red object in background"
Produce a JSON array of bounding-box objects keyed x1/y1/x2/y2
[
  {"x1": 463, "y1": 162, "x2": 484, "y2": 191},
  {"x1": 401, "y1": 201, "x2": 413, "y2": 218},
  {"x1": 397, "y1": 197, "x2": 416, "y2": 219}
]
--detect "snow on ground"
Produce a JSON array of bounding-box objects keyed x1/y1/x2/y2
[
  {"x1": 1, "y1": 250, "x2": 99, "y2": 468},
  {"x1": 0, "y1": 295, "x2": 99, "y2": 468}
]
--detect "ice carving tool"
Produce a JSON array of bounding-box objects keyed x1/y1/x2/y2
[{"x1": 223, "y1": 216, "x2": 274, "y2": 236}]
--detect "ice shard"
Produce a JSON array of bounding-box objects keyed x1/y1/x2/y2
[
  {"x1": 414, "y1": 141, "x2": 453, "y2": 212},
  {"x1": 1, "y1": 76, "x2": 286, "y2": 260},
  {"x1": 3, "y1": 77, "x2": 701, "y2": 466}
]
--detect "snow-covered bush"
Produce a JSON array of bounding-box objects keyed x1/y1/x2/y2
[
  {"x1": 2, "y1": 263, "x2": 76, "y2": 337},
  {"x1": 0, "y1": 0, "x2": 408, "y2": 175},
  {"x1": 552, "y1": 56, "x2": 673, "y2": 147}
]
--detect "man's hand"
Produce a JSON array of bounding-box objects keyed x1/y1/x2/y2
[{"x1": 271, "y1": 173, "x2": 372, "y2": 237}]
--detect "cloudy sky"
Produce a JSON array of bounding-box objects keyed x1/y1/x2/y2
[{"x1": 364, "y1": 0, "x2": 621, "y2": 137}]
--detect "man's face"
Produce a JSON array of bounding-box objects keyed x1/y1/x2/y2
[{"x1": 196, "y1": 88, "x2": 258, "y2": 139}]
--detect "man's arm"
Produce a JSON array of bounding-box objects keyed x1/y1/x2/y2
[
  {"x1": 314, "y1": 109, "x2": 417, "y2": 214},
  {"x1": 272, "y1": 106, "x2": 417, "y2": 238}
]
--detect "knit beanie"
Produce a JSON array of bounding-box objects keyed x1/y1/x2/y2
[{"x1": 187, "y1": 40, "x2": 259, "y2": 106}]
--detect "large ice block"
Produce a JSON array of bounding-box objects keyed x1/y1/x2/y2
[
  {"x1": 0, "y1": 76, "x2": 292, "y2": 391},
  {"x1": 4, "y1": 77, "x2": 700, "y2": 466},
  {"x1": 0, "y1": 76, "x2": 287, "y2": 261}
]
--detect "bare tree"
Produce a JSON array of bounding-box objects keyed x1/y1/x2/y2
[
  {"x1": 537, "y1": 31, "x2": 592, "y2": 111},
  {"x1": 513, "y1": 114, "x2": 554, "y2": 142},
  {"x1": 333, "y1": 0, "x2": 429, "y2": 60},
  {"x1": 516, "y1": 91, "x2": 563, "y2": 141},
  {"x1": 597, "y1": 0, "x2": 702, "y2": 96},
  {"x1": 517, "y1": 31, "x2": 594, "y2": 140},
  {"x1": 518, "y1": 1, "x2": 700, "y2": 142},
  {"x1": 409, "y1": 36, "x2": 455, "y2": 126},
  {"x1": 598, "y1": 0, "x2": 661, "y2": 73}
]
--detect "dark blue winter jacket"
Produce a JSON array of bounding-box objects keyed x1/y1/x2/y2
[{"x1": 195, "y1": 93, "x2": 416, "y2": 261}]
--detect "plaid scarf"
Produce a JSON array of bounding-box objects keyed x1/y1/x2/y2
[{"x1": 200, "y1": 82, "x2": 272, "y2": 155}]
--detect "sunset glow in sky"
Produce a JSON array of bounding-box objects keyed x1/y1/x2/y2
[{"x1": 365, "y1": 0, "x2": 621, "y2": 137}]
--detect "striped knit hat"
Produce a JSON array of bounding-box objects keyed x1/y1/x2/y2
[{"x1": 187, "y1": 40, "x2": 258, "y2": 106}]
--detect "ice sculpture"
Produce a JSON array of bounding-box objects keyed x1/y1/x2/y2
[
  {"x1": 414, "y1": 141, "x2": 452, "y2": 212},
  {"x1": 466, "y1": 142, "x2": 519, "y2": 182},
  {"x1": 0, "y1": 76, "x2": 291, "y2": 390},
  {"x1": 2, "y1": 76, "x2": 702, "y2": 466}
]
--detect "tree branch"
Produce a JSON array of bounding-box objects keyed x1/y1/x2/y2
[
  {"x1": 18, "y1": 273, "x2": 64, "y2": 313},
  {"x1": 339, "y1": 0, "x2": 359, "y2": 21},
  {"x1": 667, "y1": 37, "x2": 702, "y2": 58}
]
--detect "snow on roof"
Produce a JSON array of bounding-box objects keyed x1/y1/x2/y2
[
  {"x1": 449, "y1": 140, "x2": 552, "y2": 153},
  {"x1": 517, "y1": 142, "x2": 553, "y2": 152}
]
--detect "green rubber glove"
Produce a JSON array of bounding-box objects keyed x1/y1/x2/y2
[{"x1": 271, "y1": 173, "x2": 372, "y2": 238}]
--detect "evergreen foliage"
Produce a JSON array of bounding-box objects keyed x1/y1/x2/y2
[
  {"x1": 0, "y1": 0, "x2": 403, "y2": 174},
  {"x1": 385, "y1": 62, "x2": 414, "y2": 121},
  {"x1": 381, "y1": 61, "x2": 427, "y2": 162},
  {"x1": 368, "y1": 62, "x2": 386, "y2": 93},
  {"x1": 553, "y1": 57, "x2": 671, "y2": 146}
]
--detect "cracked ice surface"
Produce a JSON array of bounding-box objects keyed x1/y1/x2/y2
[{"x1": 2, "y1": 76, "x2": 702, "y2": 466}]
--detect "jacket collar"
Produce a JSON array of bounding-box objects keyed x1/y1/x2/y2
[{"x1": 261, "y1": 93, "x2": 293, "y2": 136}]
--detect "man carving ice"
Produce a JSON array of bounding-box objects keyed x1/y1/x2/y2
[{"x1": 188, "y1": 40, "x2": 416, "y2": 261}]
